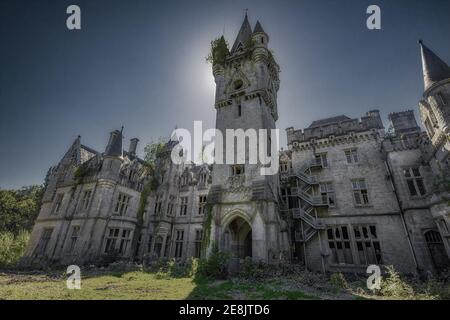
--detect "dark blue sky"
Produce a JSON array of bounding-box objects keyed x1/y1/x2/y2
[{"x1": 1, "y1": 0, "x2": 450, "y2": 189}]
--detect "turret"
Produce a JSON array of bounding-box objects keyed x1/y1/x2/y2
[
  {"x1": 418, "y1": 40, "x2": 450, "y2": 140},
  {"x1": 100, "y1": 128, "x2": 123, "y2": 181}
]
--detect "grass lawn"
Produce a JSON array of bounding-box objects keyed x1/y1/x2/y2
[{"x1": 0, "y1": 270, "x2": 324, "y2": 300}]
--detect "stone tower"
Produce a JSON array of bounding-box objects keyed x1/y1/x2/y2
[
  {"x1": 207, "y1": 14, "x2": 288, "y2": 267},
  {"x1": 417, "y1": 40, "x2": 450, "y2": 260}
]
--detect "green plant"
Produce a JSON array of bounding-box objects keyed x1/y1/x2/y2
[
  {"x1": 330, "y1": 272, "x2": 348, "y2": 291},
  {"x1": 206, "y1": 36, "x2": 229, "y2": 66},
  {"x1": 196, "y1": 246, "x2": 230, "y2": 280},
  {"x1": 0, "y1": 230, "x2": 30, "y2": 267},
  {"x1": 379, "y1": 266, "x2": 415, "y2": 298},
  {"x1": 201, "y1": 205, "x2": 213, "y2": 257}
]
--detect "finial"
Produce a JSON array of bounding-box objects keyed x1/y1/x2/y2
[
  {"x1": 120, "y1": 126, "x2": 124, "y2": 133},
  {"x1": 245, "y1": 8, "x2": 248, "y2": 17},
  {"x1": 418, "y1": 39, "x2": 423, "y2": 45}
]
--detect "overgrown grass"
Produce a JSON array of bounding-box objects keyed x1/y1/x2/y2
[{"x1": 0, "y1": 231, "x2": 29, "y2": 268}]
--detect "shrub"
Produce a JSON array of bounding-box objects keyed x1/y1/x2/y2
[
  {"x1": 330, "y1": 272, "x2": 348, "y2": 291},
  {"x1": 196, "y1": 247, "x2": 230, "y2": 279},
  {"x1": 0, "y1": 230, "x2": 30, "y2": 268},
  {"x1": 380, "y1": 266, "x2": 415, "y2": 298}
]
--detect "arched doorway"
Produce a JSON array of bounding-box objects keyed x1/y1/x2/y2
[{"x1": 223, "y1": 216, "x2": 252, "y2": 260}]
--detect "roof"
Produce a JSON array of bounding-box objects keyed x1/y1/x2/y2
[
  {"x1": 253, "y1": 20, "x2": 265, "y2": 34},
  {"x1": 104, "y1": 129, "x2": 123, "y2": 157},
  {"x1": 308, "y1": 115, "x2": 352, "y2": 128},
  {"x1": 231, "y1": 13, "x2": 253, "y2": 53},
  {"x1": 419, "y1": 41, "x2": 450, "y2": 91}
]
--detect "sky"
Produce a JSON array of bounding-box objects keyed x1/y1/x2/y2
[{"x1": 1, "y1": 0, "x2": 450, "y2": 189}]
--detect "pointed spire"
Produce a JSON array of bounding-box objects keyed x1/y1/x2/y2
[
  {"x1": 104, "y1": 128, "x2": 123, "y2": 157},
  {"x1": 253, "y1": 20, "x2": 265, "y2": 34},
  {"x1": 419, "y1": 40, "x2": 450, "y2": 91},
  {"x1": 231, "y1": 12, "x2": 253, "y2": 53}
]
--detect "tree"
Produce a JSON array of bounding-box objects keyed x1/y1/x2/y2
[{"x1": 0, "y1": 185, "x2": 44, "y2": 234}]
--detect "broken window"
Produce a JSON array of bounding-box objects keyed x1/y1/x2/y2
[
  {"x1": 104, "y1": 228, "x2": 131, "y2": 255},
  {"x1": 166, "y1": 195, "x2": 175, "y2": 216},
  {"x1": 327, "y1": 226, "x2": 353, "y2": 265},
  {"x1": 67, "y1": 225, "x2": 80, "y2": 253},
  {"x1": 404, "y1": 167, "x2": 426, "y2": 197},
  {"x1": 114, "y1": 193, "x2": 131, "y2": 215},
  {"x1": 353, "y1": 225, "x2": 382, "y2": 265},
  {"x1": 314, "y1": 153, "x2": 328, "y2": 168},
  {"x1": 198, "y1": 195, "x2": 207, "y2": 215},
  {"x1": 352, "y1": 179, "x2": 370, "y2": 206},
  {"x1": 80, "y1": 190, "x2": 92, "y2": 211},
  {"x1": 53, "y1": 193, "x2": 64, "y2": 214},
  {"x1": 345, "y1": 149, "x2": 358, "y2": 164},
  {"x1": 320, "y1": 182, "x2": 335, "y2": 207},
  {"x1": 174, "y1": 230, "x2": 184, "y2": 258},
  {"x1": 194, "y1": 229, "x2": 203, "y2": 258},
  {"x1": 179, "y1": 197, "x2": 188, "y2": 216},
  {"x1": 37, "y1": 228, "x2": 53, "y2": 255}
]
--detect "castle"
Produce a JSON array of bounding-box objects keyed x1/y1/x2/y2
[{"x1": 23, "y1": 15, "x2": 450, "y2": 275}]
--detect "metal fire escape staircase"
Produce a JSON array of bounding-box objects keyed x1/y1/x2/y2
[{"x1": 280, "y1": 159, "x2": 328, "y2": 243}]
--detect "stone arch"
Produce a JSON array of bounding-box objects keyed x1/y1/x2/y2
[{"x1": 221, "y1": 211, "x2": 252, "y2": 260}]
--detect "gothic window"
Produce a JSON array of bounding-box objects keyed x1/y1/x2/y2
[
  {"x1": 67, "y1": 226, "x2": 80, "y2": 253},
  {"x1": 353, "y1": 225, "x2": 382, "y2": 265},
  {"x1": 114, "y1": 193, "x2": 131, "y2": 215},
  {"x1": 425, "y1": 117, "x2": 435, "y2": 138},
  {"x1": 314, "y1": 153, "x2": 328, "y2": 168},
  {"x1": 280, "y1": 162, "x2": 290, "y2": 173},
  {"x1": 320, "y1": 182, "x2": 335, "y2": 207},
  {"x1": 80, "y1": 189, "x2": 92, "y2": 211},
  {"x1": 352, "y1": 179, "x2": 370, "y2": 206},
  {"x1": 231, "y1": 165, "x2": 244, "y2": 176},
  {"x1": 174, "y1": 230, "x2": 184, "y2": 258},
  {"x1": 194, "y1": 229, "x2": 203, "y2": 258},
  {"x1": 327, "y1": 226, "x2": 353, "y2": 265},
  {"x1": 53, "y1": 193, "x2": 64, "y2": 214},
  {"x1": 154, "y1": 194, "x2": 163, "y2": 214},
  {"x1": 198, "y1": 195, "x2": 207, "y2": 215},
  {"x1": 167, "y1": 195, "x2": 175, "y2": 216},
  {"x1": 104, "y1": 228, "x2": 131, "y2": 255},
  {"x1": 179, "y1": 197, "x2": 188, "y2": 216},
  {"x1": 345, "y1": 149, "x2": 358, "y2": 164},
  {"x1": 37, "y1": 228, "x2": 53, "y2": 255},
  {"x1": 404, "y1": 167, "x2": 426, "y2": 197}
]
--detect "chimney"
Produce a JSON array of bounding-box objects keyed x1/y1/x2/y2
[
  {"x1": 104, "y1": 128, "x2": 123, "y2": 157},
  {"x1": 129, "y1": 138, "x2": 139, "y2": 155}
]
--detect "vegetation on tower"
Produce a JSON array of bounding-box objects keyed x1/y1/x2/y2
[{"x1": 206, "y1": 36, "x2": 230, "y2": 66}]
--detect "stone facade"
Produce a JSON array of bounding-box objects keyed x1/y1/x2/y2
[{"x1": 23, "y1": 16, "x2": 450, "y2": 275}]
